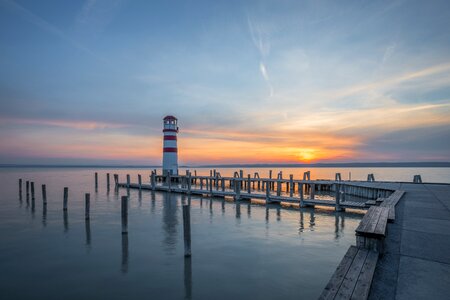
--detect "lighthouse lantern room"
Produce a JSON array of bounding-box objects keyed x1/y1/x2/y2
[{"x1": 162, "y1": 115, "x2": 179, "y2": 176}]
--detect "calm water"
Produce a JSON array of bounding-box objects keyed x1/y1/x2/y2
[{"x1": 0, "y1": 167, "x2": 446, "y2": 299}]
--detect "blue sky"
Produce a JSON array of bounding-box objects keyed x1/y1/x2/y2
[{"x1": 0, "y1": 0, "x2": 449, "y2": 165}]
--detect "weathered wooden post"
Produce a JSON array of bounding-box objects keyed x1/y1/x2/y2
[
  {"x1": 310, "y1": 183, "x2": 315, "y2": 200},
  {"x1": 107, "y1": 173, "x2": 110, "y2": 188},
  {"x1": 247, "y1": 174, "x2": 251, "y2": 194},
  {"x1": 299, "y1": 183, "x2": 305, "y2": 207},
  {"x1": 138, "y1": 174, "x2": 142, "y2": 189},
  {"x1": 85, "y1": 193, "x2": 90, "y2": 220},
  {"x1": 187, "y1": 172, "x2": 192, "y2": 194},
  {"x1": 289, "y1": 175, "x2": 294, "y2": 198},
  {"x1": 200, "y1": 178, "x2": 203, "y2": 190},
  {"x1": 335, "y1": 183, "x2": 343, "y2": 211},
  {"x1": 26, "y1": 180, "x2": 30, "y2": 198},
  {"x1": 269, "y1": 170, "x2": 273, "y2": 189},
  {"x1": 126, "y1": 174, "x2": 130, "y2": 188},
  {"x1": 265, "y1": 181, "x2": 271, "y2": 204},
  {"x1": 276, "y1": 177, "x2": 281, "y2": 197},
  {"x1": 42, "y1": 184, "x2": 47, "y2": 205},
  {"x1": 209, "y1": 175, "x2": 213, "y2": 196},
  {"x1": 95, "y1": 172, "x2": 98, "y2": 189},
  {"x1": 31, "y1": 182, "x2": 35, "y2": 200},
  {"x1": 19, "y1": 179, "x2": 22, "y2": 198},
  {"x1": 221, "y1": 178, "x2": 225, "y2": 192},
  {"x1": 239, "y1": 170, "x2": 244, "y2": 189},
  {"x1": 235, "y1": 179, "x2": 241, "y2": 201},
  {"x1": 121, "y1": 196, "x2": 128, "y2": 234},
  {"x1": 182, "y1": 204, "x2": 191, "y2": 257},
  {"x1": 63, "y1": 187, "x2": 68, "y2": 211},
  {"x1": 114, "y1": 174, "x2": 119, "y2": 188}
]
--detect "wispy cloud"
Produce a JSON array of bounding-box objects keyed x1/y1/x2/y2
[
  {"x1": 1, "y1": 0, "x2": 102, "y2": 60},
  {"x1": 0, "y1": 117, "x2": 128, "y2": 130}
]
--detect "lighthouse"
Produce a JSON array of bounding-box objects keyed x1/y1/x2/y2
[{"x1": 162, "y1": 115, "x2": 179, "y2": 176}]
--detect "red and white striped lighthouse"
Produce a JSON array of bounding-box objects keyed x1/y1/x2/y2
[{"x1": 162, "y1": 115, "x2": 179, "y2": 175}]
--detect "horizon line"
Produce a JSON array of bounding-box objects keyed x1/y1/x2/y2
[{"x1": 1, "y1": 161, "x2": 449, "y2": 168}]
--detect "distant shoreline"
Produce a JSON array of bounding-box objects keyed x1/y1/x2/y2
[{"x1": 1, "y1": 162, "x2": 449, "y2": 168}]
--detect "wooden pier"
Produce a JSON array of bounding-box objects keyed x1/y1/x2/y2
[{"x1": 116, "y1": 170, "x2": 396, "y2": 212}]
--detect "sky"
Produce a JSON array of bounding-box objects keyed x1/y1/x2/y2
[{"x1": 0, "y1": 0, "x2": 449, "y2": 165}]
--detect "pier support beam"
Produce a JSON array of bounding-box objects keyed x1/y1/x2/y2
[{"x1": 121, "y1": 196, "x2": 128, "y2": 234}]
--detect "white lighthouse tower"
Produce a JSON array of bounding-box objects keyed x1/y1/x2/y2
[{"x1": 162, "y1": 115, "x2": 179, "y2": 176}]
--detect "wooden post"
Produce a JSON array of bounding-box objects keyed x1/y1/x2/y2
[
  {"x1": 42, "y1": 184, "x2": 47, "y2": 205},
  {"x1": 121, "y1": 196, "x2": 128, "y2": 234},
  {"x1": 182, "y1": 204, "x2": 191, "y2": 257},
  {"x1": 85, "y1": 193, "x2": 90, "y2": 220},
  {"x1": 235, "y1": 179, "x2": 241, "y2": 201},
  {"x1": 126, "y1": 174, "x2": 130, "y2": 188},
  {"x1": 26, "y1": 181, "x2": 29, "y2": 197},
  {"x1": 239, "y1": 170, "x2": 244, "y2": 189},
  {"x1": 31, "y1": 182, "x2": 35, "y2": 200},
  {"x1": 247, "y1": 174, "x2": 251, "y2": 194},
  {"x1": 19, "y1": 179, "x2": 22, "y2": 198},
  {"x1": 114, "y1": 174, "x2": 119, "y2": 187},
  {"x1": 209, "y1": 176, "x2": 213, "y2": 196},
  {"x1": 221, "y1": 178, "x2": 225, "y2": 192},
  {"x1": 265, "y1": 181, "x2": 270, "y2": 204},
  {"x1": 95, "y1": 172, "x2": 98, "y2": 189},
  {"x1": 299, "y1": 183, "x2": 305, "y2": 207},
  {"x1": 63, "y1": 187, "x2": 68, "y2": 211},
  {"x1": 335, "y1": 183, "x2": 342, "y2": 211},
  {"x1": 310, "y1": 183, "x2": 315, "y2": 199},
  {"x1": 138, "y1": 174, "x2": 142, "y2": 189},
  {"x1": 276, "y1": 179, "x2": 281, "y2": 196},
  {"x1": 187, "y1": 173, "x2": 192, "y2": 194},
  {"x1": 200, "y1": 178, "x2": 203, "y2": 190},
  {"x1": 289, "y1": 175, "x2": 294, "y2": 197},
  {"x1": 107, "y1": 173, "x2": 110, "y2": 188}
]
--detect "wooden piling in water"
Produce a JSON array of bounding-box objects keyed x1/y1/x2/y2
[
  {"x1": 126, "y1": 174, "x2": 130, "y2": 188},
  {"x1": 182, "y1": 204, "x2": 192, "y2": 257},
  {"x1": 265, "y1": 181, "x2": 271, "y2": 204},
  {"x1": 289, "y1": 175, "x2": 294, "y2": 197},
  {"x1": 31, "y1": 182, "x2": 35, "y2": 200},
  {"x1": 107, "y1": 173, "x2": 110, "y2": 188},
  {"x1": 335, "y1": 183, "x2": 343, "y2": 211},
  {"x1": 42, "y1": 184, "x2": 47, "y2": 205},
  {"x1": 26, "y1": 181, "x2": 29, "y2": 198},
  {"x1": 85, "y1": 193, "x2": 90, "y2": 220},
  {"x1": 310, "y1": 183, "x2": 315, "y2": 200},
  {"x1": 247, "y1": 174, "x2": 251, "y2": 194},
  {"x1": 138, "y1": 174, "x2": 142, "y2": 189},
  {"x1": 19, "y1": 179, "x2": 22, "y2": 198},
  {"x1": 121, "y1": 196, "x2": 128, "y2": 234},
  {"x1": 63, "y1": 187, "x2": 68, "y2": 211},
  {"x1": 95, "y1": 172, "x2": 98, "y2": 189},
  {"x1": 299, "y1": 183, "x2": 305, "y2": 207}
]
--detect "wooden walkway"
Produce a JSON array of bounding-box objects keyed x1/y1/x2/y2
[{"x1": 116, "y1": 171, "x2": 391, "y2": 212}]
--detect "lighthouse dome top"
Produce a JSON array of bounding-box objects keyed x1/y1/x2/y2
[{"x1": 163, "y1": 115, "x2": 177, "y2": 121}]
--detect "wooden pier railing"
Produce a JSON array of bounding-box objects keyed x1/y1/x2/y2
[{"x1": 115, "y1": 170, "x2": 396, "y2": 211}]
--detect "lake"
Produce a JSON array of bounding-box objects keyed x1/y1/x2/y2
[{"x1": 0, "y1": 166, "x2": 448, "y2": 299}]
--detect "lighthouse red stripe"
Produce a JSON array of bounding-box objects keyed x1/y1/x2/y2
[
  {"x1": 164, "y1": 135, "x2": 177, "y2": 140},
  {"x1": 163, "y1": 147, "x2": 178, "y2": 153}
]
